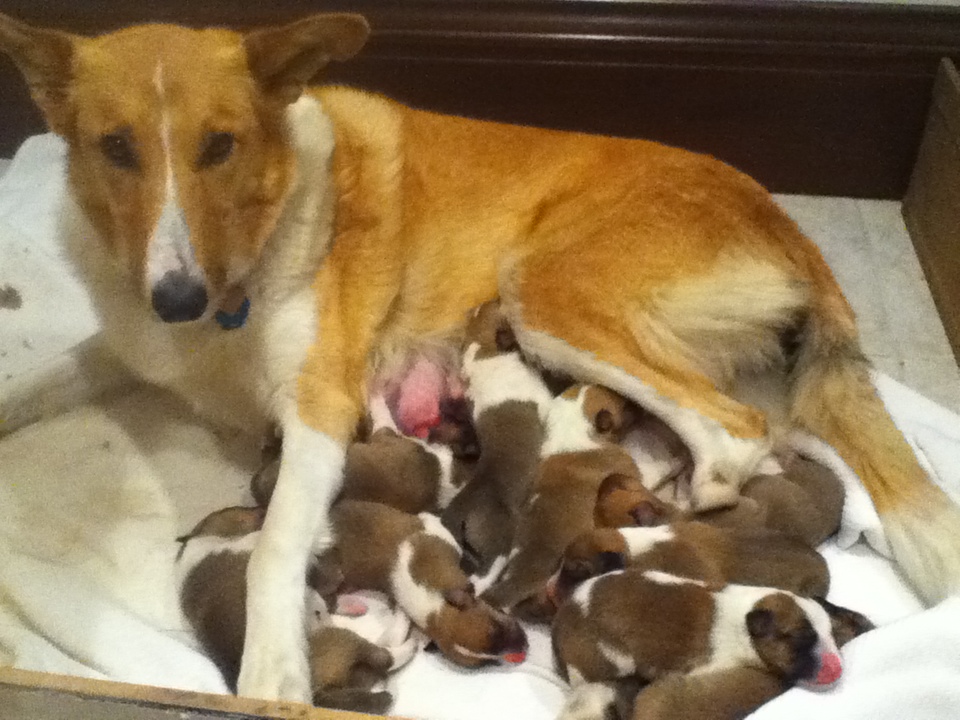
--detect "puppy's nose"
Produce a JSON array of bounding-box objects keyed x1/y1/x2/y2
[{"x1": 151, "y1": 271, "x2": 208, "y2": 323}]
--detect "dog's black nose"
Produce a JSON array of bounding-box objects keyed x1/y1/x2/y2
[{"x1": 151, "y1": 271, "x2": 208, "y2": 323}]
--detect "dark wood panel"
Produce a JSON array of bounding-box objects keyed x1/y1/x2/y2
[
  {"x1": 904, "y1": 59, "x2": 960, "y2": 365},
  {"x1": 0, "y1": 1, "x2": 958, "y2": 196}
]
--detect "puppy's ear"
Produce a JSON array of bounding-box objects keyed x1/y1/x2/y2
[
  {"x1": 594, "y1": 409, "x2": 615, "y2": 435},
  {"x1": 244, "y1": 13, "x2": 370, "y2": 104},
  {"x1": 444, "y1": 585, "x2": 476, "y2": 610},
  {"x1": 0, "y1": 13, "x2": 76, "y2": 134},
  {"x1": 597, "y1": 551, "x2": 625, "y2": 574},
  {"x1": 494, "y1": 323, "x2": 518, "y2": 352},
  {"x1": 628, "y1": 501, "x2": 663, "y2": 527},
  {"x1": 597, "y1": 473, "x2": 629, "y2": 503},
  {"x1": 746, "y1": 608, "x2": 776, "y2": 639}
]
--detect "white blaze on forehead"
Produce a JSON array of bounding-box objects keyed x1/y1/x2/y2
[{"x1": 146, "y1": 61, "x2": 204, "y2": 292}]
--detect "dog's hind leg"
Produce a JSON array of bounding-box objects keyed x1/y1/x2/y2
[
  {"x1": 501, "y1": 254, "x2": 804, "y2": 510},
  {"x1": 0, "y1": 334, "x2": 136, "y2": 437}
]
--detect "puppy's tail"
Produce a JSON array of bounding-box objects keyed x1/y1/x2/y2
[{"x1": 789, "y1": 274, "x2": 960, "y2": 605}]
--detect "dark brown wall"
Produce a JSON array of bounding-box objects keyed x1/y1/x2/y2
[{"x1": 1, "y1": 1, "x2": 959, "y2": 198}]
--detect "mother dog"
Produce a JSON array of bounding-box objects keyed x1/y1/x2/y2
[{"x1": 1, "y1": 11, "x2": 957, "y2": 702}]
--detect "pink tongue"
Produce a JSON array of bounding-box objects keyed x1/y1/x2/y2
[
  {"x1": 815, "y1": 653, "x2": 843, "y2": 685},
  {"x1": 503, "y1": 652, "x2": 526, "y2": 665},
  {"x1": 396, "y1": 358, "x2": 445, "y2": 438}
]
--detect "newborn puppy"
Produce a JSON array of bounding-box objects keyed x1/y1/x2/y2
[
  {"x1": 442, "y1": 299, "x2": 553, "y2": 572},
  {"x1": 697, "y1": 453, "x2": 845, "y2": 547},
  {"x1": 550, "y1": 521, "x2": 829, "y2": 607},
  {"x1": 552, "y1": 570, "x2": 843, "y2": 691},
  {"x1": 593, "y1": 472, "x2": 681, "y2": 529},
  {"x1": 326, "y1": 500, "x2": 528, "y2": 668},
  {"x1": 627, "y1": 666, "x2": 785, "y2": 720},
  {"x1": 176, "y1": 506, "x2": 404, "y2": 712},
  {"x1": 482, "y1": 447, "x2": 641, "y2": 616},
  {"x1": 252, "y1": 403, "x2": 471, "y2": 515}
]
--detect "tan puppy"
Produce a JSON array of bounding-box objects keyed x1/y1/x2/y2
[
  {"x1": 593, "y1": 472, "x2": 682, "y2": 529},
  {"x1": 550, "y1": 521, "x2": 829, "y2": 607},
  {"x1": 442, "y1": 299, "x2": 552, "y2": 571},
  {"x1": 326, "y1": 500, "x2": 528, "y2": 668},
  {"x1": 629, "y1": 667, "x2": 785, "y2": 720},
  {"x1": 482, "y1": 446, "x2": 641, "y2": 615},
  {"x1": 252, "y1": 425, "x2": 471, "y2": 515},
  {"x1": 176, "y1": 506, "x2": 404, "y2": 712},
  {"x1": 2, "y1": 13, "x2": 954, "y2": 701},
  {"x1": 699, "y1": 454, "x2": 845, "y2": 547},
  {"x1": 552, "y1": 570, "x2": 843, "y2": 691}
]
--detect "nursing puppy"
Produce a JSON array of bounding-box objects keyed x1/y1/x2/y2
[
  {"x1": 2, "y1": 12, "x2": 954, "y2": 701},
  {"x1": 699, "y1": 454, "x2": 845, "y2": 547},
  {"x1": 552, "y1": 570, "x2": 843, "y2": 691},
  {"x1": 483, "y1": 451, "x2": 641, "y2": 615},
  {"x1": 176, "y1": 506, "x2": 403, "y2": 712},
  {"x1": 253, "y1": 423, "x2": 471, "y2": 515},
  {"x1": 442, "y1": 299, "x2": 552, "y2": 572},
  {"x1": 551, "y1": 521, "x2": 830, "y2": 606},
  {"x1": 326, "y1": 500, "x2": 529, "y2": 667}
]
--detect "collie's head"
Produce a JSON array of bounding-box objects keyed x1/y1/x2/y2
[{"x1": 0, "y1": 12, "x2": 368, "y2": 322}]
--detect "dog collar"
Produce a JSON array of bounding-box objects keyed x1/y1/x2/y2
[{"x1": 215, "y1": 296, "x2": 250, "y2": 330}]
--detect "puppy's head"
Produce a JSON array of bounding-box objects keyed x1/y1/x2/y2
[
  {"x1": 178, "y1": 505, "x2": 265, "y2": 543},
  {"x1": 0, "y1": 12, "x2": 368, "y2": 323},
  {"x1": 426, "y1": 582, "x2": 529, "y2": 667},
  {"x1": 547, "y1": 529, "x2": 626, "y2": 608},
  {"x1": 463, "y1": 299, "x2": 519, "y2": 358},
  {"x1": 595, "y1": 471, "x2": 676, "y2": 528},
  {"x1": 747, "y1": 593, "x2": 842, "y2": 688},
  {"x1": 579, "y1": 385, "x2": 637, "y2": 443}
]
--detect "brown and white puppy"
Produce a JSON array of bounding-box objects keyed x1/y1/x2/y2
[
  {"x1": 326, "y1": 500, "x2": 528, "y2": 668},
  {"x1": 593, "y1": 472, "x2": 681, "y2": 529},
  {"x1": 252, "y1": 418, "x2": 471, "y2": 516},
  {"x1": 628, "y1": 666, "x2": 785, "y2": 720},
  {"x1": 550, "y1": 521, "x2": 829, "y2": 608},
  {"x1": 482, "y1": 446, "x2": 641, "y2": 615},
  {"x1": 176, "y1": 505, "x2": 404, "y2": 712},
  {"x1": 552, "y1": 570, "x2": 843, "y2": 692},
  {"x1": 441, "y1": 299, "x2": 553, "y2": 572},
  {"x1": 698, "y1": 453, "x2": 845, "y2": 547}
]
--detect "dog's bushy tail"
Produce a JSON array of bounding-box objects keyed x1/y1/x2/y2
[{"x1": 789, "y1": 274, "x2": 960, "y2": 605}]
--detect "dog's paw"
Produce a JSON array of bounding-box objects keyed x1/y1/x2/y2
[{"x1": 237, "y1": 625, "x2": 311, "y2": 702}]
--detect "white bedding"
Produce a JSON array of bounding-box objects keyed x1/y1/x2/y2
[{"x1": 1, "y1": 135, "x2": 959, "y2": 720}]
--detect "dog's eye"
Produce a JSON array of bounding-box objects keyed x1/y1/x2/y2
[
  {"x1": 99, "y1": 132, "x2": 139, "y2": 170},
  {"x1": 197, "y1": 131, "x2": 235, "y2": 168}
]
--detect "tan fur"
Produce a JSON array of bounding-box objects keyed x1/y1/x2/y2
[
  {"x1": 553, "y1": 572, "x2": 715, "y2": 683},
  {"x1": 484, "y1": 446, "x2": 640, "y2": 611},
  {"x1": 1, "y1": 10, "x2": 955, "y2": 699},
  {"x1": 594, "y1": 473, "x2": 681, "y2": 528},
  {"x1": 698, "y1": 455, "x2": 844, "y2": 547},
  {"x1": 630, "y1": 667, "x2": 785, "y2": 720},
  {"x1": 579, "y1": 385, "x2": 638, "y2": 444},
  {"x1": 555, "y1": 521, "x2": 829, "y2": 606}
]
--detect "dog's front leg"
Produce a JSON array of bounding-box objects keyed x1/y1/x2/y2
[{"x1": 237, "y1": 411, "x2": 348, "y2": 702}]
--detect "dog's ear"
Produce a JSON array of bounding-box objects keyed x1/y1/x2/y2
[
  {"x1": 0, "y1": 13, "x2": 76, "y2": 134},
  {"x1": 444, "y1": 584, "x2": 477, "y2": 610},
  {"x1": 628, "y1": 501, "x2": 664, "y2": 527},
  {"x1": 746, "y1": 608, "x2": 776, "y2": 639},
  {"x1": 244, "y1": 13, "x2": 370, "y2": 104}
]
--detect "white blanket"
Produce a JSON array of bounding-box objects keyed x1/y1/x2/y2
[{"x1": 1, "y1": 135, "x2": 959, "y2": 720}]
